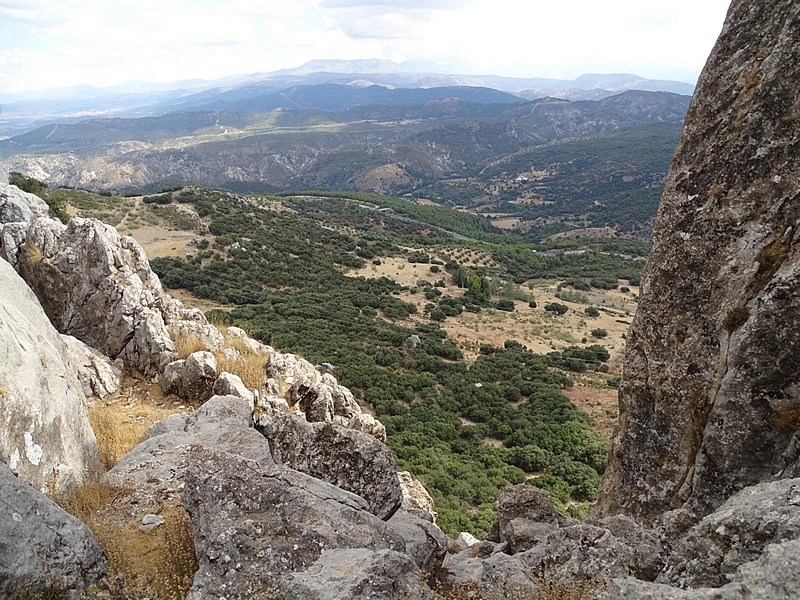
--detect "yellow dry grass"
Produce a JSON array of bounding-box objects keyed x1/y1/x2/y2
[
  {"x1": 59, "y1": 379, "x2": 198, "y2": 599},
  {"x1": 214, "y1": 327, "x2": 270, "y2": 390},
  {"x1": 88, "y1": 380, "x2": 184, "y2": 471}
]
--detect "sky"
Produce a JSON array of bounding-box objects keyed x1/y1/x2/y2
[{"x1": 1, "y1": 0, "x2": 732, "y2": 95}]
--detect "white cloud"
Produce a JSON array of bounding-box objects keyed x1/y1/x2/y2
[{"x1": 0, "y1": 0, "x2": 731, "y2": 94}]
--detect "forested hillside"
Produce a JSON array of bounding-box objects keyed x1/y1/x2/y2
[{"x1": 26, "y1": 178, "x2": 643, "y2": 536}]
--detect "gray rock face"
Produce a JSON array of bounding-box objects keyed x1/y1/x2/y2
[
  {"x1": 596, "y1": 0, "x2": 800, "y2": 524},
  {"x1": 603, "y1": 539, "x2": 800, "y2": 600},
  {"x1": 161, "y1": 351, "x2": 217, "y2": 402},
  {"x1": 265, "y1": 413, "x2": 402, "y2": 519},
  {"x1": 386, "y1": 508, "x2": 448, "y2": 575},
  {"x1": 183, "y1": 446, "x2": 407, "y2": 600},
  {"x1": 1, "y1": 221, "x2": 29, "y2": 267},
  {"x1": 105, "y1": 395, "x2": 268, "y2": 507},
  {"x1": 442, "y1": 486, "x2": 664, "y2": 599},
  {"x1": 19, "y1": 216, "x2": 177, "y2": 375},
  {"x1": 486, "y1": 485, "x2": 575, "y2": 545},
  {"x1": 0, "y1": 182, "x2": 50, "y2": 225},
  {"x1": 211, "y1": 371, "x2": 255, "y2": 407},
  {"x1": 658, "y1": 478, "x2": 800, "y2": 588},
  {"x1": 0, "y1": 258, "x2": 98, "y2": 494},
  {"x1": 0, "y1": 463, "x2": 108, "y2": 597},
  {"x1": 60, "y1": 334, "x2": 121, "y2": 399},
  {"x1": 280, "y1": 548, "x2": 433, "y2": 600},
  {"x1": 398, "y1": 470, "x2": 438, "y2": 523},
  {"x1": 290, "y1": 373, "x2": 387, "y2": 441}
]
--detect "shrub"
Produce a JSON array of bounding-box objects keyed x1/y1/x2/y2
[
  {"x1": 496, "y1": 299, "x2": 515, "y2": 312},
  {"x1": 590, "y1": 328, "x2": 608, "y2": 338},
  {"x1": 544, "y1": 302, "x2": 568, "y2": 315},
  {"x1": 584, "y1": 306, "x2": 600, "y2": 318}
]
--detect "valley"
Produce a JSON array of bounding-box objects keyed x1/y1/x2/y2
[{"x1": 34, "y1": 176, "x2": 639, "y2": 536}]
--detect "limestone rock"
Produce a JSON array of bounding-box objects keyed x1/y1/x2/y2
[
  {"x1": 595, "y1": 0, "x2": 800, "y2": 524},
  {"x1": 211, "y1": 371, "x2": 254, "y2": 408},
  {"x1": 225, "y1": 325, "x2": 272, "y2": 355},
  {"x1": 0, "y1": 182, "x2": 50, "y2": 225},
  {"x1": 453, "y1": 531, "x2": 480, "y2": 552},
  {"x1": 105, "y1": 395, "x2": 267, "y2": 508},
  {"x1": 183, "y1": 446, "x2": 407, "y2": 600},
  {"x1": 1, "y1": 221, "x2": 28, "y2": 267},
  {"x1": 398, "y1": 470, "x2": 438, "y2": 522},
  {"x1": 387, "y1": 508, "x2": 449, "y2": 575},
  {"x1": 60, "y1": 334, "x2": 121, "y2": 399},
  {"x1": 266, "y1": 351, "x2": 320, "y2": 393},
  {"x1": 290, "y1": 372, "x2": 387, "y2": 441},
  {"x1": 266, "y1": 413, "x2": 402, "y2": 519},
  {"x1": 280, "y1": 548, "x2": 434, "y2": 600},
  {"x1": 603, "y1": 539, "x2": 800, "y2": 600},
  {"x1": 161, "y1": 351, "x2": 217, "y2": 402},
  {"x1": 658, "y1": 478, "x2": 800, "y2": 588},
  {"x1": 0, "y1": 463, "x2": 108, "y2": 597},
  {"x1": 19, "y1": 216, "x2": 177, "y2": 375},
  {"x1": 169, "y1": 307, "x2": 224, "y2": 352},
  {"x1": 486, "y1": 485, "x2": 575, "y2": 545},
  {"x1": 443, "y1": 486, "x2": 663, "y2": 598},
  {"x1": 0, "y1": 258, "x2": 98, "y2": 494}
]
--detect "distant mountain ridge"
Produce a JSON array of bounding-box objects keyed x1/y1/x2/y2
[{"x1": 1, "y1": 59, "x2": 694, "y2": 137}]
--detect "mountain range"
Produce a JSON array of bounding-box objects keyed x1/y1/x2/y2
[{"x1": 1, "y1": 59, "x2": 694, "y2": 137}]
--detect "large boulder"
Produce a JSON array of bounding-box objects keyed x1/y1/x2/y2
[
  {"x1": 18, "y1": 216, "x2": 177, "y2": 375},
  {"x1": 595, "y1": 0, "x2": 800, "y2": 524},
  {"x1": 0, "y1": 258, "x2": 98, "y2": 494},
  {"x1": 161, "y1": 351, "x2": 218, "y2": 403},
  {"x1": 280, "y1": 548, "x2": 434, "y2": 600},
  {"x1": 603, "y1": 539, "x2": 800, "y2": 600},
  {"x1": 0, "y1": 463, "x2": 108, "y2": 597},
  {"x1": 183, "y1": 446, "x2": 407, "y2": 600},
  {"x1": 60, "y1": 334, "x2": 121, "y2": 399},
  {"x1": 264, "y1": 413, "x2": 402, "y2": 519},
  {"x1": 443, "y1": 486, "x2": 663, "y2": 599},
  {"x1": 104, "y1": 395, "x2": 266, "y2": 506},
  {"x1": 0, "y1": 182, "x2": 50, "y2": 225},
  {"x1": 657, "y1": 478, "x2": 800, "y2": 588},
  {"x1": 290, "y1": 373, "x2": 387, "y2": 441}
]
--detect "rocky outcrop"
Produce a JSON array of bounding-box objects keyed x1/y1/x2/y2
[
  {"x1": 211, "y1": 371, "x2": 255, "y2": 407},
  {"x1": 184, "y1": 446, "x2": 408, "y2": 599},
  {"x1": 0, "y1": 258, "x2": 98, "y2": 494},
  {"x1": 0, "y1": 182, "x2": 51, "y2": 267},
  {"x1": 104, "y1": 395, "x2": 266, "y2": 506},
  {"x1": 60, "y1": 334, "x2": 121, "y2": 399},
  {"x1": 18, "y1": 216, "x2": 178, "y2": 375},
  {"x1": 290, "y1": 373, "x2": 387, "y2": 441},
  {"x1": 657, "y1": 478, "x2": 800, "y2": 588},
  {"x1": 161, "y1": 351, "x2": 218, "y2": 402},
  {"x1": 0, "y1": 463, "x2": 108, "y2": 597},
  {"x1": 603, "y1": 539, "x2": 800, "y2": 600},
  {"x1": 398, "y1": 470, "x2": 438, "y2": 522},
  {"x1": 280, "y1": 548, "x2": 434, "y2": 600},
  {"x1": 442, "y1": 485, "x2": 664, "y2": 599},
  {"x1": 595, "y1": 0, "x2": 800, "y2": 525},
  {"x1": 105, "y1": 394, "x2": 439, "y2": 597},
  {"x1": 264, "y1": 413, "x2": 402, "y2": 519}
]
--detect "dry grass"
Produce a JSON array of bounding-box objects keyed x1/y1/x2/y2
[
  {"x1": 414, "y1": 573, "x2": 598, "y2": 600},
  {"x1": 172, "y1": 333, "x2": 208, "y2": 360},
  {"x1": 60, "y1": 381, "x2": 199, "y2": 599},
  {"x1": 100, "y1": 502, "x2": 197, "y2": 600},
  {"x1": 64, "y1": 485, "x2": 197, "y2": 600},
  {"x1": 20, "y1": 238, "x2": 44, "y2": 269},
  {"x1": 88, "y1": 385, "x2": 183, "y2": 472},
  {"x1": 214, "y1": 327, "x2": 270, "y2": 390}
]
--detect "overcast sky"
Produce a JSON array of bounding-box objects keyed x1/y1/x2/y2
[{"x1": 1, "y1": 0, "x2": 731, "y2": 95}]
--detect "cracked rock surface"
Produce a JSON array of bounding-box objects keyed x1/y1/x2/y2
[{"x1": 595, "y1": 0, "x2": 800, "y2": 525}]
